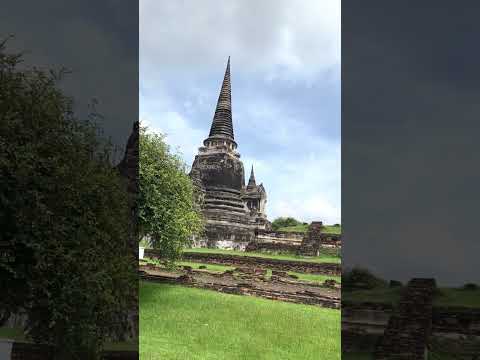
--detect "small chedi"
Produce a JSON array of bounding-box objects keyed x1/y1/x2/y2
[{"x1": 190, "y1": 58, "x2": 270, "y2": 249}]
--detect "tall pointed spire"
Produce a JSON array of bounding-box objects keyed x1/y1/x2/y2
[
  {"x1": 247, "y1": 165, "x2": 256, "y2": 188},
  {"x1": 208, "y1": 57, "x2": 234, "y2": 140}
]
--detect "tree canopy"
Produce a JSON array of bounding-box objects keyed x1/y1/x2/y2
[
  {"x1": 271, "y1": 217, "x2": 302, "y2": 231},
  {"x1": 139, "y1": 125, "x2": 203, "y2": 263},
  {"x1": 0, "y1": 42, "x2": 136, "y2": 359}
]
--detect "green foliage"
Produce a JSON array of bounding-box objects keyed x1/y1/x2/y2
[
  {"x1": 184, "y1": 247, "x2": 341, "y2": 264},
  {"x1": 0, "y1": 42, "x2": 136, "y2": 358},
  {"x1": 271, "y1": 217, "x2": 301, "y2": 230},
  {"x1": 277, "y1": 223, "x2": 342, "y2": 234},
  {"x1": 287, "y1": 272, "x2": 341, "y2": 284},
  {"x1": 139, "y1": 126, "x2": 203, "y2": 263},
  {"x1": 342, "y1": 287, "x2": 402, "y2": 307},
  {"x1": 342, "y1": 267, "x2": 388, "y2": 291},
  {"x1": 433, "y1": 287, "x2": 480, "y2": 308},
  {"x1": 140, "y1": 282, "x2": 340, "y2": 359},
  {"x1": 463, "y1": 283, "x2": 478, "y2": 291}
]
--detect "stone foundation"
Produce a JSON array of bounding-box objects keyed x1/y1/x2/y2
[{"x1": 145, "y1": 249, "x2": 340, "y2": 275}]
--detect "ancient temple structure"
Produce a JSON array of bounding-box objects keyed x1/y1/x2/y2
[{"x1": 190, "y1": 58, "x2": 270, "y2": 249}]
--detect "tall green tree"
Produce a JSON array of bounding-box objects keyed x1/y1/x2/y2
[
  {"x1": 0, "y1": 41, "x2": 136, "y2": 359},
  {"x1": 139, "y1": 125, "x2": 203, "y2": 262}
]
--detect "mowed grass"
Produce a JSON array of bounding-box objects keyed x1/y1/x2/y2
[
  {"x1": 264, "y1": 269, "x2": 341, "y2": 284},
  {"x1": 0, "y1": 326, "x2": 26, "y2": 340},
  {"x1": 176, "y1": 261, "x2": 235, "y2": 273},
  {"x1": 342, "y1": 286, "x2": 480, "y2": 309},
  {"x1": 342, "y1": 287, "x2": 402, "y2": 306},
  {"x1": 183, "y1": 247, "x2": 340, "y2": 264},
  {"x1": 433, "y1": 287, "x2": 480, "y2": 308},
  {"x1": 140, "y1": 282, "x2": 340, "y2": 360},
  {"x1": 289, "y1": 271, "x2": 341, "y2": 284},
  {"x1": 277, "y1": 224, "x2": 341, "y2": 235}
]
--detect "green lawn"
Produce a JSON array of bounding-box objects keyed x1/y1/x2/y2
[
  {"x1": 277, "y1": 224, "x2": 341, "y2": 235},
  {"x1": 140, "y1": 282, "x2": 340, "y2": 360},
  {"x1": 265, "y1": 269, "x2": 341, "y2": 284},
  {"x1": 183, "y1": 247, "x2": 341, "y2": 264},
  {"x1": 288, "y1": 271, "x2": 341, "y2": 284},
  {"x1": 0, "y1": 326, "x2": 26, "y2": 341},
  {"x1": 342, "y1": 287, "x2": 402, "y2": 306},
  {"x1": 342, "y1": 286, "x2": 480, "y2": 309},
  {"x1": 176, "y1": 261, "x2": 235, "y2": 273},
  {"x1": 433, "y1": 287, "x2": 480, "y2": 308}
]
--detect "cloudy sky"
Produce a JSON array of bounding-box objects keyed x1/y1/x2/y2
[
  {"x1": 1, "y1": 0, "x2": 138, "y2": 161},
  {"x1": 343, "y1": 0, "x2": 480, "y2": 286},
  {"x1": 140, "y1": 0, "x2": 341, "y2": 224}
]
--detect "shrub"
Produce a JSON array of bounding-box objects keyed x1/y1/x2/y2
[
  {"x1": 463, "y1": 283, "x2": 478, "y2": 291},
  {"x1": 342, "y1": 267, "x2": 388, "y2": 290},
  {"x1": 271, "y1": 217, "x2": 301, "y2": 230}
]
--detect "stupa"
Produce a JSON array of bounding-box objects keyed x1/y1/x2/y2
[{"x1": 190, "y1": 58, "x2": 270, "y2": 249}]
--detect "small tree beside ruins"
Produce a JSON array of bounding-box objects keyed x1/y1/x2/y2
[{"x1": 138, "y1": 125, "x2": 203, "y2": 263}]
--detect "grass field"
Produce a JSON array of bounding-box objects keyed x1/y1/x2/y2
[
  {"x1": 183, "y1": 247, "x2": 341, "y2": 264},
  {"x1": 176, "y1": 261, "x2": 235, "y2": 273},
  {"x1": 433, "y1": 287, "x2": 480, "y2": 308},
  {"x1": 140, "y1": 282, "x2": 340, "y2": 360},
  {"x1": 342, "y1": 286, "x2": 480, "y2": 309},
  {"x1": 342, "y1": 287, "x2": 402, "y2": 306},
  {"x1": 0, "y1": 326, "x2": 26, "y2": 340},
  {"x1": 277, "y1": 224, "x2": 341, "y2": 234},
  {"x1": 289, "y1": 271, "x2": 341, "y2": 284}
]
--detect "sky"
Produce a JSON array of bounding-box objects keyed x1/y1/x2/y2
[
  {"x1": 343, "y1": 0, "x2": 480, "y2": 286},
  {"x1": 1, "y1": 0, "x2": 138, "y2": 160},
  {"x1": 140, "y1": 0, "x2": 341, "y2": 224}
]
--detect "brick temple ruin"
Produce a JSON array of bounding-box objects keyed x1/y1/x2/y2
[
  {"x1": 189, "y1": 58, "x2": 270, "y2": 249},
  {"x1": 189, "y1": 58, "x2": 341, "y2": 251}
]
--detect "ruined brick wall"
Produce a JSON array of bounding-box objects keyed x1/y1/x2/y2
[
  {"x1": 297, "y1": 222, "x2": 342, "y2": 256},
  {"x1": 245, "y1": 241, "x2": 300, "y2": 253},
  {"x1": 146, "y1": 249, "x2": 341, "y2": 275},
  {"x1": 432, "y1": 307, "x2": 480, "y2": 335},
  {"x1": 298, "y1": 222, "x2": 324, "y2": 256},
  {"x1": 255, "y1": 229, "x2": 305, "y2": 241},
  {"x1": 374, "y1": 278, "x2": 437, "y2": 360}
]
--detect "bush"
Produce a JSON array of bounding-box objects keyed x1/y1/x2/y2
[
  {"x1": 342, "y1": 267, "x2": 388, "y2": 290},
  {"x1": 389, "y1": 280, "x2": 403, "y2": 288},
  {"x1": 463, "y1": 283, "x2": 478, "y2": 291},
  {"x1": 271, "y1": 217, "x2": 301, "y2": 231},
  {"x1": 0, "y1": 41, "x2": 136, "y2": 359}
]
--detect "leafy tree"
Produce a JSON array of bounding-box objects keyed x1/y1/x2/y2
[
  {"x1": 0, "y1": 41, "x2": 136, "y2": 359},
  {"x1": 271, "y1": 217, "x2": 301, "y2": 230},
  {"x1": 342, "y1": 267, "x2": 388, "y2": 291},
  {"x1": 139, "y1": 125, "x2": 203, "y2": 263}
]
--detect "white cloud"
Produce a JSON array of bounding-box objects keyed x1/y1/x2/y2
[
  {"x1": 140, "y1": 109, "x2": 204, "y2": 165},
  {"x1": 140, "y1": 0, "x2": 340, "y2": 81},
  {"x1": 140, "y1": 0, "x2": 341, "y2": 223}
]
